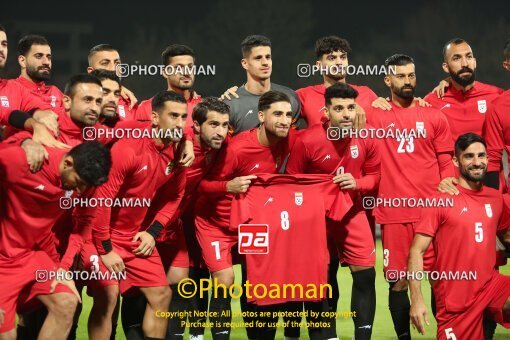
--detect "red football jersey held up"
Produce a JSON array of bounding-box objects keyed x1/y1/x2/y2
[
  {"x1": 296, "y1": 83, "x2": 377, "y2": 127},
  {"x1": 195, "y1": 128, "x2": 299, "y2": 230},
  {"x1": 415, "y1": 186, "x2": 509, "y2": 312},
  {"x1": 286, "y1": 121, "x2": 380, "y2": 200},
  {"x1": 230, "y1": 174, "x2": 353, "y2": 306},
  {"x1": 424, "y1": 81, "x2": 503, "y2": 141}
]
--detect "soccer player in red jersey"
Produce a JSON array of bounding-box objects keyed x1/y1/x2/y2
[
  {"x1": 81, "y1": 90, "x2": 187, "y2": 340},
  {"x1": 409, "y1": 133, "x2": 510, "y2": 339},
  {"x1": 90, "y1": 69, "x2": 122, "y2": 127},
  {"x1": 296, "y1": 36, "x2": 377, "y2": 127},
  {"x1": 286, "y1": 82, "x2": 379, "y2": 339},
  {"x1": 86, "y1": 44, "x2": 138, "y2": 119},
  {"x1": 0, "y1": 25, "x2": 64, "y2": 147},
  {"x1": 195, "y1": 91, "x2": 296, "y2": 339},
  {"x1": 0, "y1": 141, "x2": 112, "y2": 340},
  {"x1": 123, "y1": 97, "x2": 231, "y2": 340},
  {"x1": 482, "y1": 39, "x2": 510, "y2": 192},
  {"x1": 134, "y1": 44, "x2": 202, "y2": 126},
  {"x1": 14, "y1": 35, "x2": 64, "y2": 109},
  {"x1": 424, "y1": 38, "x2": 504, "y2": 142},
  {"x1": 484, "y1": 87, "x2": 510, "y2": 192},
  {"x1": 366, "y1": 54, "x2": 455, "y2": 340}
]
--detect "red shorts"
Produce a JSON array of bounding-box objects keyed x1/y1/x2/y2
[
  {"x1": 182, "y1": 214, "x2": 207, "y2": 269},
  {"x1": 80, "y1": 236, "x2": 168, "y2": 294},
  {"x1": 157, "y1": 220, "x2": 189, "y2": 270},
  {"x1": 327, "y1": 209, "x2": 375, "y2": 267},
  {"x1": 0, "y1": 251, "x2": 73, "y2": 333},
  {"x1": 195, "y1": 216, "x2": 238, "y2": 273},
  {"x1": 381, "y1": 223, "x2": 435, "y2": 279},
  {"x1": 80, "y1": 241, "x2": 118, "y2": 289},
  {"x1": 435, "y1": 273, "x2": 510, "y2": 339}
]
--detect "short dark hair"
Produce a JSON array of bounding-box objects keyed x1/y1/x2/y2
[
  {"x1": 88, "y1": 44, "x2": 118, "y2": 63},
  {"x1": 504, "y1": 39, "x2": 510, "y2": 60},
  {"x1": 161, "y1": 44, "x2": 195, "y2": 66},
  {"x1": 442, "y1": 38, "x2": 469, "y2": 60},
  {"x1": 241, "y1": 35, "x2": 271, "y2": 57},
  {"x1": 0, "y1": 24, "x2": 6, "y2": 33},
  {"x1": 325, "y1": 83, "x2": 359, "y2": 106},
  {"x1": 384, "y1": 53, "x2": 414, "y2": 73},
  {"x1": 17, "y1": 34, "x2": 49, "y2": 56},
  {"x1": 151, "y1": 90, "x2": 187, "y2": 113},
  {"x1": 258, "y1": 91, "x2": 290, "y2": 112},
  {"x1": 89, "y1": 69, "x2": 121, "y2": 87},
  {"x1": 192, "y1": 97, "x2": 230, "y2": 125},
  {"x1": 315, "y1": 36, "x2": 352, "y2": 60},
  {"x1": 454, "y1": 133, "x2": 486, "y2": 158},
  {"x1": 64, "y1": 74, "x2": 103, "y2": 97},
  {"x1": 67, "y1": 141, "x2": 111, "y2": 186}
]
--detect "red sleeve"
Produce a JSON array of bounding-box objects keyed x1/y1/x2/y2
[
  {"x1": 285, "y1": 134, "x2": 309, "y2": 174},
  {"x1": 133, "y1": 99, "x2": 152, "y2": 121},
  {"x1": 414, "y1": 202, "x2": 445, "y2": 237},
  {"x1": 484, "y1": 103, "x2": 504, "y2": 172},
  {"x1": 37, "y1": 231, "x2": 60, "y2": 264},
  {"x1": 149, "y1": 168, "x2": 186, "y2": 227},
  {"x1": 92, "y1": 144, "x2": 136, "y2": 255},
  {"x1": 0, "y1": 146, "x2": 27, "y2": 182},
  {"x1": 2, "y1": 130, "x2": 33, "y2": 145},
  {"x1": 198, "y1": 141, "x2": 237, "y2": 195},
  {"x1": 499, "y1": 194, "x2": 510, "y2": 232},
  {"x1": 437, "y1": 152, "x2": 455, "y2": 179},
  {"x1": 357, "y1": 138, "x2": 381, "y2": 192},
  {"x1": 18, "y1": 86, "x2": 52, "y2": 112},
  {"x1": 59, "y1": 202, "x2": 95, "y2": 270},
  {"x1": 432, "y1": 110, "x2": 454, "y2": 153}
]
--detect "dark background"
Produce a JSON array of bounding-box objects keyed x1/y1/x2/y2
[{"x1": 1, "y1": 0, "x2": 509, "y2": 100}]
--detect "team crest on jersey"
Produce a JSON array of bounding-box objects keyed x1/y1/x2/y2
[
  {"x1": 295, "y1": 192, "x2": 303, "y2": 206},
  {"x1": 416, "y1": 122, "x2": 425, "y2": 131},
  {"x1": 485, "y1": 203, "x2": 493, "y2": 218},
  {"x1": 165, "y1": 161, "x2": 175, "y2": 175},
  {"x1": 477, "y1": 100, "x2": 487, "y2": 114},
  {"x1": 350, "y1": 145, "x2": 359, "y2": 159},
  {"x1": 50, "y1": 95, "x2": 57, "y2": 107},
  {"x1": 0, "y1": 96, "x2": 9, "y2": 108},
  {"x1": 118, "y1": 105, "x2": 126, "y2": 118}
]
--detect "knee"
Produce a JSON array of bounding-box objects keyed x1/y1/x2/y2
[
  {"x1": 49, "y1": 294, "x2": 78, "y2": 321},
  {"x1": 212, "y1": 268, "x2": 234, "y2": 286},
  {"x1": 149, "y1": 286, "x2": 172, "y2": 307}
]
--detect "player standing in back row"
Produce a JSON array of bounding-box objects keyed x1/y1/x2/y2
[{"x1": 365, "y1": 54, "x2": 455, "y2": 340}]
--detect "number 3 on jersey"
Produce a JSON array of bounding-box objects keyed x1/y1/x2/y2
[{"x1": 397, "y1": 136, "x2": 414, "y2": 153}]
